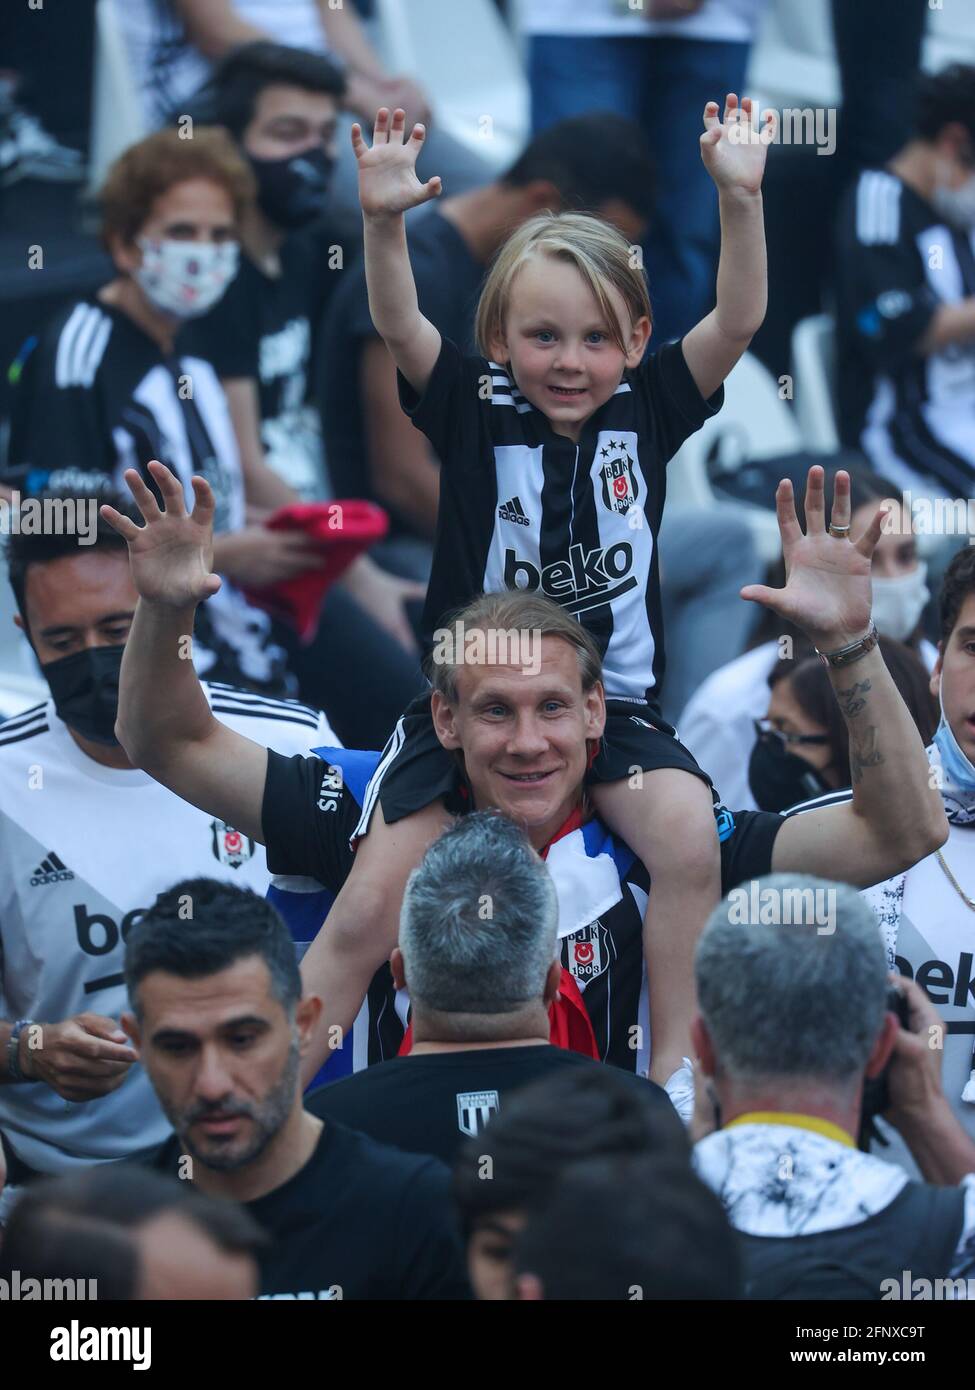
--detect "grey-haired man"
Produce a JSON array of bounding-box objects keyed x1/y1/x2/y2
[
  {"x1": 307, "y1": 811, "x2": 683, "y2": 1164},
  {"x1": 692, "y1": 874, "x2": 975, "y2": 1300}
]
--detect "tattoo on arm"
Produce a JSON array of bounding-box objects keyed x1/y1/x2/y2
[
  {"x1": 850, "y1": 725, "x2": 883, "y2": 785},
  {"x1": 836, "y1": 678, "x2": 872, "y2": 720}
]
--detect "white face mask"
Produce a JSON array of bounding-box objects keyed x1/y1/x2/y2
[
  {"x1": 871, "y1": 561, "x2": 929, "y2": 641},
  {"x1": 930, "y1": 166, "x2": 975, "y2": 230},
  {"x1": 134, "y1": 238, "x2": 239, "y2": 319}
]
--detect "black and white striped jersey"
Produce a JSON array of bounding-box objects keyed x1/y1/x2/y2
[
  {"x1": 263, "y1": 747, "x2": 783, "y2": 1076},
  {"x1": 401, "y1": 336, "x2": 723, "y2": 705},
  {"x1": 5, "y1": 296, "x2": 290, "y2": 695},
  {"x1": 836, "y1": 168, "x2": 975, "y2": 494},
  {"x1": 0, "y1": 684, "x2": 336, "y2": 1174}
]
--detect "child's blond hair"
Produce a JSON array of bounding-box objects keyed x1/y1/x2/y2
[{"x1": 474, "y1": 211, "x2": 651, "y2": 360}]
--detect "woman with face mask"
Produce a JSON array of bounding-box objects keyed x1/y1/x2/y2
[
  {"x1": 4, "y1": 125, "x2": 423, "y2": 747},
  {"x1": 680, "y1": 464, "x2": 936, "y2": 809},
  {"x1": 748, "y1": 636, "x2": 939, "y2": 813},
  {"x1": 3, "y1": 125, "x2": 318, "y2": 701}
]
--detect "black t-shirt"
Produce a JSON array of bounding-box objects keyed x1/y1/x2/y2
[
  {"x1": 306, "y1": 1044, "x2": 685, "y2": 1166},
  {"x1": 4, "y1": 294, "x2": 290, "y2": 695},
  {"x1": 319, "y1": 206, "x2": 484, "y2": 508},
  {"x1": 834, "y1": 167, "x2": 975, "y2": 493},
  {"x1": 261, "y1": 747, "x2": 783, "y2": 1072},
  {"x1": 401, "y1": 335, "x2": 723, "y2": 704},
  {"x1": 185, "y1": 230, "x2": 344, "y2": 500},
  {"x1": 152, "y1": 1120, "x2": 470, "y2": 1300}
]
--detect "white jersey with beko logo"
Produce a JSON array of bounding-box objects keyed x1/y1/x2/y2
[{"x1": 0, "y1": 683, "x2": 337, "y2": 1174}]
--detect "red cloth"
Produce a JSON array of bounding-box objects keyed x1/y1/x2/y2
[
  {"x1": 398, "y1": 802, "x2": 601, "y2": 1061},
  {"x1": 241, "y1": 500, "x2": 388, "y2": 642},
  {"x1": 398, "y1": 969, "x2": 599, "y2": 1060}
]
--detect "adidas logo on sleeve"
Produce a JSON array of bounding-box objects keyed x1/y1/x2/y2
[{"x1": 29, "y1": 851, "x2": 74, "y2": 887}]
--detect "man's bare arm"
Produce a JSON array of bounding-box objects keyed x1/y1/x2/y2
[
  {"x1": 223, "y1": 377, "x2": 299, "y2": 511},
  {"x1": 105, "y1": 464, "x2": 269, "y2": 844},
  {"x1": 361, "y1": 339, "x2": 440, "y2": 539},
  {"x1": 771, "y1": 644, "x2": 947, "y2": 884},
  {"x1": 175, "y1": 0, "x2": 265, "y2": 58},
  {"x1": 916, "y1": 298, "x2": 975, "y2": 354},
  {"x1": 739, "y1": 467, "x2": 946, "y2": 886}
]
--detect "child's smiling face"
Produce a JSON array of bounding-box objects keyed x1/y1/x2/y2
[{"x1": 490, "y1": 254, "x2": 650, "y2": 442}]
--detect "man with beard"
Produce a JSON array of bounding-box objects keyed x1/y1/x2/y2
[
  {"x1": 0, "y1": 494, "x2": 334, "y2": 1186},
  {"x1": 123, "y1": 877, "x2": 469, "y2": 1300}
]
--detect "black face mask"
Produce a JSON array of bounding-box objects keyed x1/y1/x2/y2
[
  {"x1": 249, "y1": 146, "x2": 334, "y2": 230},
  {"x1": 42, "y1": 645, "x2": 124, "y2": 746},
  {"x1": 748, "y1": 732, "x2": 833, "y2": 813}
]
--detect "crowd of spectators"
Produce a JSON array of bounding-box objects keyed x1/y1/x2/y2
[{"x1": 1, "y1": 0, "x2": 975, "y2": 1305}]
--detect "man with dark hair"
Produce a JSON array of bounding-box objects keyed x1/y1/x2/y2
[
  {"x1": 511, "y1": 1155, "x2": 741, "y2": 1301},
  {"x1": 124, "y1": 878, "x2": 469, "y2": 1300},
  {"x1": 0, "y1": 497, "x2": 333, "y2": 1184},
  {"x1": 836, "y1": 63, "x2": 975, "y2": 493},
  {"x1": 308, "y1": 811, "x2": 681, "y2": 1163},
  {"x1": 185, "y1": 42, "x2": 348, "y2": 503},
  {"x1": 319, "y1": 112, "x2": 656, "y2": 551},
  {"x1": 452, "y1": 1067, "x2": 688, "y2": 1300},
  {"x1": 856, "y1": 543, "x2": 975, "y2": 1174},
  {"x1": 0, "y1": 1165, "x2": 263, "y2": 1299}
]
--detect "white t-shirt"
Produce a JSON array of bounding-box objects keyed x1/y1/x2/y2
[
  {"x1": 867, "y1": 818, "x2": 975, "y2": 1180},
  {"x1": 115, "y1": 0, "x2": 331, "y2": 130},
  {"x1": 519, "y1": 0, "x2": 766, "y2": 43},
  {"x1": 0, "y1": 684, "x2": 337, "y2": 1173},
  {"x1": 678, "y1": 639, "x2": 778, "y2": 810},
  {"x1": 679, "y1": 637, "x2": 938, "y2": 812}
]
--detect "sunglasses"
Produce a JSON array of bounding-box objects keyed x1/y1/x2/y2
[{"x1": 753, "y1": 717, "x2": 830, "y2": 748}]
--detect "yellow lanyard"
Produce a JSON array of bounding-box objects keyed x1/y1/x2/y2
[{"x1": 726, "y1": 1111, "x2": 856, "y2": 1149}]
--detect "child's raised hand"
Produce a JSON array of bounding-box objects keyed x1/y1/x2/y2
[
  {"x1": 700, "y1": 94, "x2": 775, "y2": 196},
  {"x1": 351, "y1": 107, "x2": 442, "y2": 217}
]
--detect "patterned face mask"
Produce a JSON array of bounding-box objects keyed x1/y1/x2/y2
[{"x1": 134, "y1": 238, "x2": 240, "y2": 318}]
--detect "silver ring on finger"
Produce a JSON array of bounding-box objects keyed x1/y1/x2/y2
[{"x1": 828, "y1": 523, "x2": 851, "y2": 539}]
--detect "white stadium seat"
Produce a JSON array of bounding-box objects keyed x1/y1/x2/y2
[
  {"x1": 372, "y1": 0, "x2": 530, "y2": 174},
  {"x1": 791, "y1": 313, "x2": 840, "y2": 454},
  {"x1": 668, "y1": 352, "x2": 803, "y2": 564},
  {"x1": 0, "y1": 557, "x2": 47, "y2": 720}
]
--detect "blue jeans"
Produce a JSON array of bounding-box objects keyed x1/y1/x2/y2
[{"x1": 529, "y1": 35, "x2": 749, "y2": 344}]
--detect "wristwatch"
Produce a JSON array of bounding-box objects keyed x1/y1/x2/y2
[
  {"x1": 816, "y1": 623, "x2": 879, "y2": 669},
  {"x1": 6, "y1": 1017, "x2": 33, "y2": 1083}
]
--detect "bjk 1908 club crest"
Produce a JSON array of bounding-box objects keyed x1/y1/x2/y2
[
  {"x1": 210, "y1": 818, "x2": 255, "y2": 869},
  {"x1": 599, "y1": 442, "x2": 639, "y2": 515},
  {"x1": 564, "y1": 921, "x2": 609, "y2": 985}
]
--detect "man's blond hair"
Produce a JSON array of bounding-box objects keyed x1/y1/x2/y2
[
  {"x1": 474, "y1": 211, "x2": 651, "y2": 359},
  {"x1": 427, "y1": 590, "x2": 604, "y2": 703}
]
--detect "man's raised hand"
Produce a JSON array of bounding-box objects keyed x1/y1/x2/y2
[
  {"x1": 740, "y1": 466, "x2": 884, "y2": 652},
  {"x1": 352, "y1": 106, "x2": 442, "y2": 218},
  {"x1": 100, "y1": 461, "x2": 222, "y2": 609}
]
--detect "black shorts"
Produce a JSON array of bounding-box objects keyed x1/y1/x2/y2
[{"x1": 352, "y1": 691, "x2": 713, "y2": 839}]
